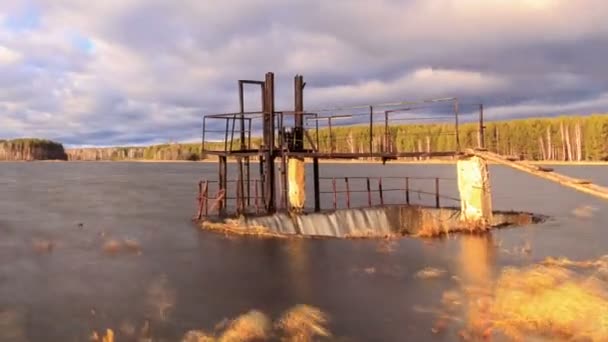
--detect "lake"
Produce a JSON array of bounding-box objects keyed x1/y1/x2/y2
[{"x1": 1, "y1": 162, "x2": 607, "y2": 341}]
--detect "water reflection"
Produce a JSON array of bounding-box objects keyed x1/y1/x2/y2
[
  {"x1": 283, "y1": 239, "x2": 312, "y2": 302},
  {"x1": 456, "y1": 235, "x2": 497, "y2": 337},
  {"x1": 457, "y1": 235, "x2": 496, "y2": 287}
]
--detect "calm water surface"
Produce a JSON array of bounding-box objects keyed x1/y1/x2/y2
[{"x1": 1, "y1": 162, "x2": 607, "y2": 341}]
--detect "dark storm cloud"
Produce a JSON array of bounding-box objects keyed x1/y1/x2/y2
[{"x1": 1, "y1": 0, "x2": 607, "y2": 146}]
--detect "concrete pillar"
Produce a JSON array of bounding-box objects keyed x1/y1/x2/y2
[
  {"x1": 457, "y1": 155, "x2": 492, "y2": 225},
  {"x1": 288, "y1": 158, "x2": 306, "y2": 210}
]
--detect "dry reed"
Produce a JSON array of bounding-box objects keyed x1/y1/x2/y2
[
  {"x1": 434, "y1": 255, "x2": 608, "y2": 341},
  {"x1": 415, "y1": 267, "x2": 447, "y2": 279},
  {"x1": 102, "y1": 238, "x2": 141, "y2": 255},
  {"x1": 181, "y1": 305, "x2": 331, "y2": 342}
]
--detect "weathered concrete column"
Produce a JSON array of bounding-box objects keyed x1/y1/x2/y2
[
  {"x1": 288, "y1": 157, "x2": 306, "y2": 210},
  {"x1": 457, "y1": 155, "x2": 492, "y2": 225}
]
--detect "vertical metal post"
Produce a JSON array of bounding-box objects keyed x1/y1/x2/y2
[
  {"x1": 204, "y1": 181, "x2": 209, "y2": 217},
  {"x1": 378, "y1": 178, "x2": 384, "y2": 206},
  {"x1": 479, "y1": 103, "x2": 485, "y2": 149},
  {"x1": 366, "y1": 177, "x2": 372, "y2": 206},
  {"x1": 315, "y1": 113, "x2": 320, "y2": 152},
  {"x1": 254, "y1": 179, "x2": 259, "y2": 214},
  {"x1": 332, "y1": 178, "x2": 337, "y2": 210},
  {"x1": 454, "y1": 99, "x2": 460, "y2": 151},
  {"x1": 196, "y1": 181, "x2": 203, "y2": 220},
  {"x1": 219, "y1": 156, "x2": 227, "y2": 214},
  {"x1": 202, "y1": 117, "x2": 206, "y2": 153},
  {"x1": 259, "y1": 156, "x2": 265, "y2": 207},
  {"x1": 369, "y1": 105, "x2": 374, "y2": 156},
  {"x1": 384, "y1": 110, "x2": 389, "y2": 153},
  {"x1": 263, "y1": 72, "x2": 276, "y2": 213},
  {"x1": 224, "y1": 119, "x2": 230, "y2": 152},
  {"x1": 313, "y1": 157, "x2": 320, "y2": 212},
  {"x1": 294, "y1": 75, "x2": 304, "y2": 149},
  {"x1": 435, "y1": 178, "x2": 440, "y2": 208},
  {"x1": 405, "y1": 177, "x2": 410, "y2": 205},
  {"x1": 328, "y1": 118, "x2": 334, "y2": 153},
  {"x1": 246, "y1": 119, "x2": 252, "y2": 205},
  {"x1": 345, "y1": 177, "x2": 350, "y2": 209}
]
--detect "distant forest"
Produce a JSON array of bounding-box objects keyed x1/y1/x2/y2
[{"x1": 66, "y1": 114, "x2": 608, "y2": 161}]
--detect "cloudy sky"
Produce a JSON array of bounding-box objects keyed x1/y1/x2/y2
[{"x1": 1, "y1": 0, "x2": 607, "y2": 146}]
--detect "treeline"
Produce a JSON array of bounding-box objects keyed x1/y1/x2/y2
[
  {"x1": 0, "y1": 138, "x2": 67, "y2": 161},
  {"x1": 316, "y1": 114, "x2": 608, "y2": 161},
  {"x1": 66, "y1": 113, "x2": 608, "y2": 162}
]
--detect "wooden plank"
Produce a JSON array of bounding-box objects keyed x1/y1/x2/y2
[{"x1": 470, "y1": 149, "x2": 608, "y2": 201}]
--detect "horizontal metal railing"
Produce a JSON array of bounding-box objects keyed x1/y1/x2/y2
[{"x1": 195, "y1": 175, "x2": 460, "y2": 219}]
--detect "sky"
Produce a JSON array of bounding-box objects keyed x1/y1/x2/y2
[{"x1": 1, "y1": 0, "x2": 607, "y2": 147}]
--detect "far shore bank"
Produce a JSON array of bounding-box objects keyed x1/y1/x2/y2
[{"x1": 4, "y1": 159, "x2": 607, "y2": 166}]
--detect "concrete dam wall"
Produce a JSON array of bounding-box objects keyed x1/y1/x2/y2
[{"x1": 201, "y1": 205, "x2": 541, "y2": 239}]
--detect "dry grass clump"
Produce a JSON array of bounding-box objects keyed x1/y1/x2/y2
[
  {"x1": 90, "y1": 329, "x2": 114, "y2": 342},
  {"x1": 414, "y1": 222, "x2": 490, "y2": 238},
  {"x1": 433, "y1": 255, "x2": 608, "y2": 341},
  {"x1": 202, "y1": 220, "x2": 288, "y2": 239},
  {"x1": 572, "y1": 205, "x2": 598, "y2": 218},
  {"x1": 415, "y1": 267, "x2": 447, "y2": 279},
  {"x1": 102, "y1": 238, "x2": 141, "y2": 255},
  {"x1": 276, "y1": 304, "x2": 331, "y2": 341},
  {"x1": 219, "y1": 310, "x2": 271, "y2": 341},
  {"x1": 32, "y1": 239, "x2": 55, "y2": 254},
  {"x1": 182, "y1": 305, "x2": 331, "y2": 342},
  {"x1": 487, "y1": 265, "x2": 608, "y2": 340}
]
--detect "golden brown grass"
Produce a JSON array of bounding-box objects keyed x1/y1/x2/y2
[
  {"x1": 201, "y1": 220, "x2": 288, "y2": 239},
  {"x1": 414, "y1": 222, "x2": 490, "y2": 238},
  {"x1": 433, "y1": 255, "x2": 608, "y2": 341},
  {"x1": 90, "y1": 329, "x2": 114, "y2": 342},
  {"x1": 276, "y1": 305, "x2": 331, "y2": 341},
  {"x1": 32, "y1": 239, "x2": 55, "y2": 254},
  {"x1": 182, "y1": 305, "x2": 331, "y2": 342},
  {"x1": 572, "y1": 205, "x2": 598, "y2": 218},
  {"x1": 102, "y1": 238, "x2": 141, "y2": 255}
]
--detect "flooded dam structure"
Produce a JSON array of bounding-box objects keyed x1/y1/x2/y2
[{"x1": 194, "y1": 72, "x2": 606, "y2": 238}]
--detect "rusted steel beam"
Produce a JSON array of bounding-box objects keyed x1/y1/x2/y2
[
  {"x1": 204, "y1": 182, "x2": 209, "y2": 217},
  {"x1": 313, "y1": 157, "x2": 320, "y2": 212},
  {"x1": 369, "y1": 105, "x2": 373, "y2": 156},
  {"x1": 284, "y1": 151, "x2": 460, "y2": 159},
  {"x1": 405, "y1": 177, "x2": 410, "y2": 205},
  {"x1": 332, "y1": 178, "x2": 337, "y2": 210},
  {"x1": 435, "y1": 177, "x2": 440, "y2": 208},
  {"x1": 454, "y1": 99, "x2": 460, "y2": 151},
  {"x1": 263, "y1": 72, "x2": 276, "y2": 213},
  {"x1": 294, "y1": 75, "x2": 304, "y2": 150},
  {"x1": 345, "y1": 177, "x2": 351, "y2": 209},
  {"x1": 479, "y1": 104, "x2": 485, "y2": 149},
  {"x1": 378, "y1": 178, "x2": 384, "y2": 206},
  {"x1": 366, "y1": 177, "x2": 372, "y2": 206},
  {"x1": 254, "y1": 179, "x2": 260, "y2": 214},
  {"x1": 196, "y1": 181, "x2": 203, "y2": 220},
  {"x1": 210, "y1": 189, "x2": 226, "y2": 215}
]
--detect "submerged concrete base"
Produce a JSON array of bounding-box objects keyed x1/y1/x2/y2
[{"x1": 200, "y1": 205, "x2": 543, "y2": 239}]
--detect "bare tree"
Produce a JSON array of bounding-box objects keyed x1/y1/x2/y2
[
  {"x1": 546, "y1": 126, "x2": 553, "y2": 160},
  {"x1": 565, "y1": 124, "x2": 573, "y2": 161},
  {"x1": 539, "y1": 137, "x2": 546, "y2": 160},
  {"x1": 575, "y1": 122, "x2": 582, "y2": 161},
  {"x1": 559, "y1": 122, "x2": 568, "y2": 160},
  {"x1": 346, "y1": 131, "x2": 355, "y2": 154}
]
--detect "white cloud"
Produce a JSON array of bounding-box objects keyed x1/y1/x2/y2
[
  {"x1": 0, "y1": 45, "x2": 21, "y2": 64},
  {"x1": 0, "y1": 0, "x2": 607, "y2": 146}
]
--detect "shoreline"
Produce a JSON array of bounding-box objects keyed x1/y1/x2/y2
[{"x1": 2, "y1": 159, "x2": 607, "y2": 166}]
